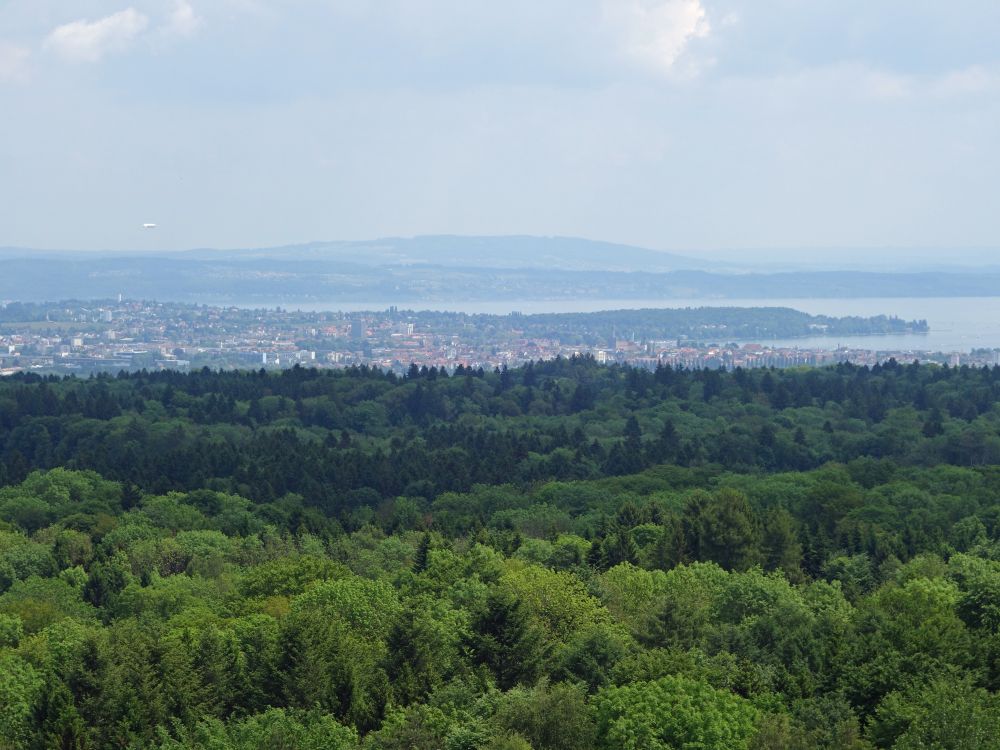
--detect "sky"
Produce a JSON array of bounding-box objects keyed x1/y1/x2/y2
[{"x1": 1, "y1": 0, "x2": 999, "y2": 259}]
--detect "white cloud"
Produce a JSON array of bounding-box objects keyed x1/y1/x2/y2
[
  {"x1": 931, "y1": 66, "x2": 999, "y2": 97},
  {"x1": 44, "y1": 9, "x2": 149, "y2": 63},
  {"x1": 720, "y1": 11, "x2": 739, "y2": 28},
  {"x1": 605, "y1": 0, "x2": 710, "y2": 75},
  {"x1": 861, "y1": 69, "x2": 912, "y2": 100},
  {"x1": 0, "y1": 42, "x2": 30, "y2": 82},
  {"x1": 784, "y1": 63, "x2": 1000, "y2": 102},
  {"x1": 165, "y1": 1, "x2": 202, "y2": 38}
]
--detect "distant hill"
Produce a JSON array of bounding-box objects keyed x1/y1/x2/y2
[
  {"x1": 2, "y1": 236, "x2": 1000, "y2": 304},
  {"x1": 5, "y1": 237, "x2": 1000, "y2": 273},
  {"x1": 0, "y1": 236, "x2": 712, "y2": 273},
  {"x1": 173, "y1": 235, "x2": 716, "y2": 273}
]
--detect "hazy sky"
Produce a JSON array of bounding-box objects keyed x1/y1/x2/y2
[{"x1": 2, "y1": 1, "x2": 999, "y2": 256}]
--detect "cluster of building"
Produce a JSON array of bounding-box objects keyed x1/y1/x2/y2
[{"x1": 0, "y1": 300, "x2": 992, "y2": 377}]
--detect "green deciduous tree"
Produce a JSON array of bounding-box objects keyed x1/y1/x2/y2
[
  {"x1": 869, "y1": 677, "x2": 1000, "y2": 749},
  {"x1": 593, "y1": 675, "x2": 758, "y2": 750},
  {"x1": 0, "y1": 654, "x2": 43, "y2": 750}
]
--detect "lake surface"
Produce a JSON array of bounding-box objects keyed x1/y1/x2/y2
[{"x1": 242, "y1": 297, "x2": 1000, "y2": 353}]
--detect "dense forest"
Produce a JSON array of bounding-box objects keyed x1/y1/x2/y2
[
  {"x1": 3, "y1": 358, "x2": 1000, "y2": 748},
  {"x1": 480, "y1": 307, "x2": 927, "y2": 345}
]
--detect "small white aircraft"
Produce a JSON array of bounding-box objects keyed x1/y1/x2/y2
[{"x1": 142, "y1": 223, "x2": 157, "y2": 229}]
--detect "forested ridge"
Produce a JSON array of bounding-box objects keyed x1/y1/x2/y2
[{"x1": 3, "y1": 358, "x2": 1000, "y2": 748}]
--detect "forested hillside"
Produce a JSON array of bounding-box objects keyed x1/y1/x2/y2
[{"x1": 3, "y1": 358, "x2": 1000, "y2": 748}]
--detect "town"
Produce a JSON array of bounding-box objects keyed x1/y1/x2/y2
[{"x1": 0, "y1": 299, "x2": 987, "y2": 376}]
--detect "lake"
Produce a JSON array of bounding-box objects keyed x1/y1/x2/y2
[{"x1": 244, "y1": 297, "x2": 1000, "y2": 353}]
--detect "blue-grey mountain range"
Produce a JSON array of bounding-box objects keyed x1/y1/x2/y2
[{"x1": 2, "y1": 236, "x2": 1000, "y2": 304}]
